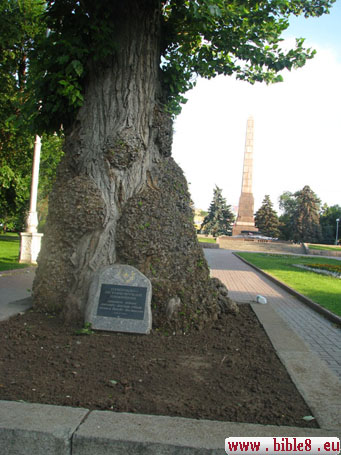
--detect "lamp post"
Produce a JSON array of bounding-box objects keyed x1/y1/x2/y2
[{"x1": 336, "y1": 218, "x2": 340, "y2": 246}]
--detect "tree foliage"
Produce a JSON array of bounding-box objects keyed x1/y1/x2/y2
[
  {"x1": 0, "y1": 0, "x2": 44, "y2": 230},
  {"x1": 278, "y1": 191, "x2": 296, "y2": 240},
  {"x1": 292, "y1": 185, "x2": 322, "y2": 243},
  {"x1": 254, "y1": 195, "x2": 280, "y2": 238},
  {"x1": 29, "y1": 0, "x2": 336, "y2": 131},
  {"x1": 320, "y1": 204, "x2": 341, "y2": 244},
  {"x1": 0, "y1": 1, "x2": 63, "y2": 231},
  {"x1": 200, "y1": 186, "x2": 235, "y2": 237},
  {"x1": 278, "y1": 186, "x2": 322, "y2": 243}
]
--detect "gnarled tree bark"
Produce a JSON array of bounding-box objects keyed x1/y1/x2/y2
[{"x1": 33, "y1": 1, "x2": 236, "y2": 328}]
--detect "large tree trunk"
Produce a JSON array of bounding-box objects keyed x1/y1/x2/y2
[{"x1": 33, "y1": 1, "x2": 236, "y2": 328}]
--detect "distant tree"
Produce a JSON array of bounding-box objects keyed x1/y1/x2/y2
[
  {"x1": 200, "y1": 186, "x2": 235, "y2": 237},
  {"x1": 278, "y1": 187, "x2": 323, "y2": 242},
  {"x1": 255, "y1": 195, "x2": 280, "y2": 238},
  {"x1": 279, "y1": 191, "x2": 297, "y2": 216},
  {"x1": 278, "y1": 191, "x2": 295, "y2": 240},
  {"x1": 291, "y1": 186, "x2": 322, "y2": 243},
  {"x1": 0, "y1": 133, "x2": 64, "y2": 233},
  {"x1": 320, "y1": 204, "x2": 341, "y2": 244}
]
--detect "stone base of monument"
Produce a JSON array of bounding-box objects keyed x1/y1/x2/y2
[
  {"x1": 85, "y1": 265, "x2": 152, "y2": 334},
  {"x1": 19, "y1": 232, "x2": 44, "y2": 265}
]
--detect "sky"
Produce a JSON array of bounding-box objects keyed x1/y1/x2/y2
[{"x1": 172, "y1": 1, "x2": 341, "y2": 214}]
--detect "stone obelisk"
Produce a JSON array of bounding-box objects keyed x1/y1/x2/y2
[{"x1": 232, "y1": 116, "x2": 258, "y2": 236}]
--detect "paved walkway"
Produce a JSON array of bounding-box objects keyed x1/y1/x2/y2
[
  {"x1": 204, "y1": 249, "x2": 341, "y2": 379},
  {"x1": 0, "y1": 267, "x2": 35, "y2": 321}
]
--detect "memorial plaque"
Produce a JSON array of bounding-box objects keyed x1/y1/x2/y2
[
  {"x1": 97, "y1": 284, "x2": 146, "y2": 319},
  {"x1": 85, "y1": 265, "x2": 152, "y2": 334}
]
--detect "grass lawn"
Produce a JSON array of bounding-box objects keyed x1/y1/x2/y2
[
  {"x1": 308, "y1": 244, "x2": 341, "y2": 251},
  {"x1": 0, "y1": 233, "x2": 28, "y2": 272},
  {"x1": 236, "y1": 252, "x2": 341, "y2": 317},
  {"x1": 198, "y1": 237, "x2": 216, "y2": 244}
]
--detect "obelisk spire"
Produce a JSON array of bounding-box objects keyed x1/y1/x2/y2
[
  {"x1": 241, "y1": 116, "x2": 254, "y2": 194},
  {"x1": 232, "y1": 116, "x2": 258, "y2": 236}
]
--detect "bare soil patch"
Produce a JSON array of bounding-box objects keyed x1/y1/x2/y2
[{"x1": 0, "y1": 305, "x2": 317, "y2": 428}]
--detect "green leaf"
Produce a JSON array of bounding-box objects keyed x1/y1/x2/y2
[
  {"x1": 208, "y1": 5, "x2": 222, "y2": 17},
  {"x1": 57, "y1": 55, "x2": 70, "y2": 65},
  {"x1": 71, "y1": 60, "x2": 83, "y2": 77}
]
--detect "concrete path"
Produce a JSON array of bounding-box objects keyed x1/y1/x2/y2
[
  {"x1": 204, "y1": 249, "x2": 341, "y2": 379},
  {"x1": 0, "y1": 267, "x2": 35, "y2": 321}
]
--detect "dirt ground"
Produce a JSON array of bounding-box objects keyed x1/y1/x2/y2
[{"x1": 0, "y1": 305, "x2": 318, "y2": 428}]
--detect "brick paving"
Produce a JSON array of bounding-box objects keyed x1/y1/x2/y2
[{"x1": 204, "y1": 249, "x2": 341, "y2": 380}]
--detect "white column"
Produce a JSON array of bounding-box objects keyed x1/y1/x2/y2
[
  {"x1": 26, "y1": 135, "x2": 41, "y2": 234},
  {"x1": 19, "y1": 135, "x2": 44, "y2": 264}
]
